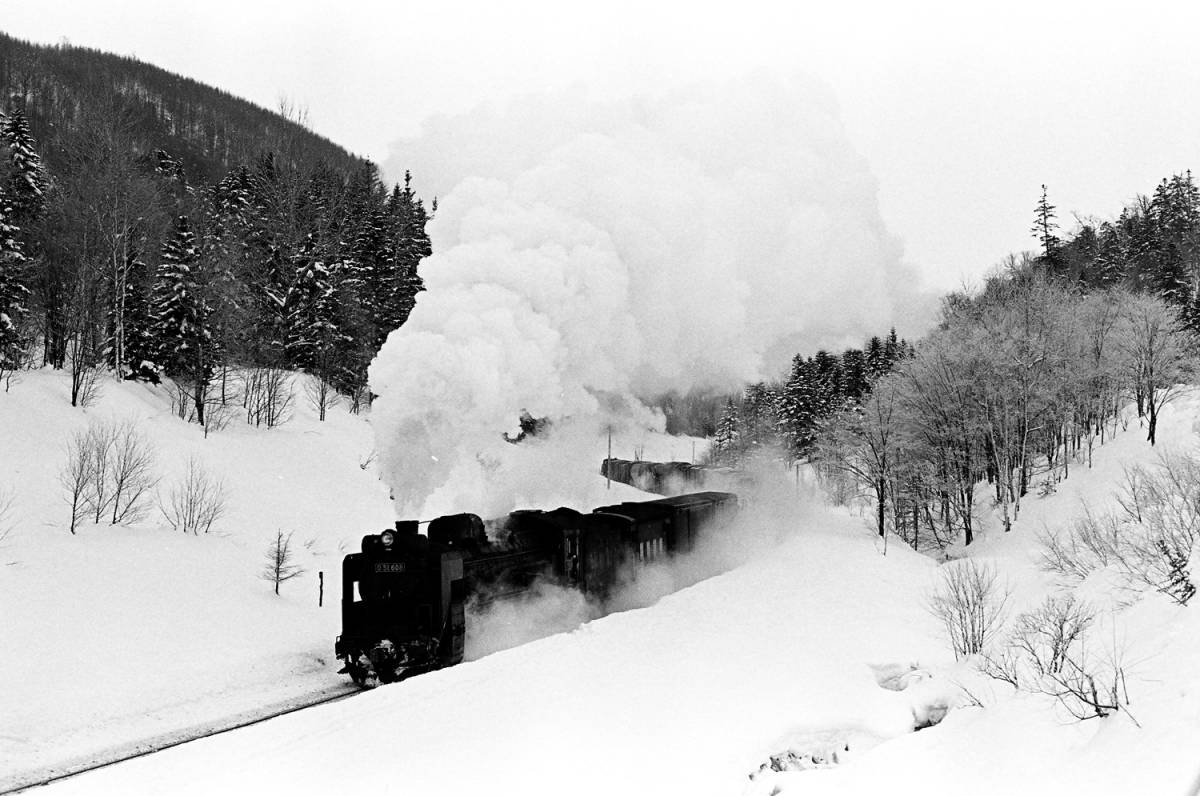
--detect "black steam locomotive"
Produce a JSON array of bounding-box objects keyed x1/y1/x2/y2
[{"x1": 335, "y1": 491, "x2": 738, "y2": 685}]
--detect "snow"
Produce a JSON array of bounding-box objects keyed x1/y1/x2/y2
[{"x1": 3, "y1": 369, "x2": 1200, "y2": 795}]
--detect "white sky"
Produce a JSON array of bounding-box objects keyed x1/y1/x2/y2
[{"x1": 4, "y1": 0, "x2": 1200, "y2": 290}]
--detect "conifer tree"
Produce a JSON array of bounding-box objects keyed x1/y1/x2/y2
[
  {"x1": 1032, "y1": 184, "x2": 1060, "y2": 267},
  {"x1": 376, "y1": 173, "x2": 429, "y2": 341},
  {"x1": 284, "y1": 232, "x2": 346, "y2": 373},
  {"x1": 0, "y1": 186, "x2": 28, "y2": 373},
  {"x1": 777, "y1": 355, "x2": 820, "y2": 456},
  {"x1": 840, "y1": 348, "x2": 868, "y2": 402},
  {"x1": 741, "y1": 383, "x2": 779, "y2": 451},
  {"x1": 865, "y1": 335, "x2": 887, "y2": 379},
  {"x1": 713, "y1": 398, "x2": 741, "y2": 464},
  {"x1": 108, "y1": 247, "x2": 156, "y2": 380},
  {"x1": 1092, "y1": 222, "x2": 1126, "y2": 288},
  {"x1": 812, "y1": 350, "x2": 844, "y2": 416},
  {"x1": 1147, "y1": 172, "x2": 1200, "y2": 327},
  {"x1": 149, "y1": 215, "x2": 214, "y2": 423},
  {"x1": 0, "y1": 105, "x2": 46, "y2": 225}
]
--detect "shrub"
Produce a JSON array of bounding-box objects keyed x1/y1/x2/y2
[
  {"x1": 0, "y1": 484, "x2": 14, "y2": 543},
  {"x1": 985, "y1": 594, "x2": 1134, "y2": 721},
  {"x1": 242, "y1": 368, "x2": 294, "y2": 428},
  {"x1": 302, "y1": 373, "x2": 340, "y2": 421},
  {"x1": 159, "y1": 456, "x2": 227, "y2": 534},
  {"x1": 59, "y1": 419, "x2": 159, "y2": 531},
  {"x1": 928, "y1": 559, "x2": 1010, "y2": 660},
  {"x1": 1040, "y1": 453, "x2": 1198, "y2": 605}
]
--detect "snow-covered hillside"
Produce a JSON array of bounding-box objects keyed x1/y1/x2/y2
[
  {"x1": 4, "y1": 370, "x2": 1200, "y2": 795},
  {"x1": 0, "y1": 369, "x2": 674, "y2": 784}
]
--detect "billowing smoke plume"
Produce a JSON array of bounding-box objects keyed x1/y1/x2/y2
[{"x1": 372, "y1": 74, "x2": 929, "y2": 517}]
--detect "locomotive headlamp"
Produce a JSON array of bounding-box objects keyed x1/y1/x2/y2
[{"x1": 380, "y1": 530, "x2": 396, "y2": 548}]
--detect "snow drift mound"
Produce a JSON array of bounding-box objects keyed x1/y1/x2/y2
[{"x1": 371, "y1": 75, "x2": 929, "y2": 518}]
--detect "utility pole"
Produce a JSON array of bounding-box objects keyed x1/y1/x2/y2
[{"x1": 607, "y1": 427, "x2": 612, "y2": 490}]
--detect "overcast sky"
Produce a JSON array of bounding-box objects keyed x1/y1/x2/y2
[{"x1": 5, "y1": 0, "x2": 1200, "y2": 291}]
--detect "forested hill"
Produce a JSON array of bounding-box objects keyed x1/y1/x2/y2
[
  {"x1": 0, "y1": 32, "x2": 433, "y2": 426},
  {"x1": 0, "y1": 31, "x2": 364, "y2": 181}
]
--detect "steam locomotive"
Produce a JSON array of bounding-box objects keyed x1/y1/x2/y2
[{"x1": 335, "y1": 491, "x2": 738, "y2": 685}]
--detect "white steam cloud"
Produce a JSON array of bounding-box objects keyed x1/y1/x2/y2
[{"x1": 372, "y1": 74, "x2": 928, "y2": 517}]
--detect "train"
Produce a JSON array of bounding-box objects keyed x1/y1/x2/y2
[{"x1": 335, "y1": 490, "x2": 738, "y2": 685}]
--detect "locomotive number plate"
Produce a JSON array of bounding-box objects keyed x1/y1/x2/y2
[{"x1": 374, "y1": 563, "x2": 406, "y2": 573}]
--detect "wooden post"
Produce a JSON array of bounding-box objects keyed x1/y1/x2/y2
[{"x1": 318, "y1": 571, "x2": 324, "y2": 607}]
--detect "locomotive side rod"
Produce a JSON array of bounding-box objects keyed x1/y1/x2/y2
[{"x1": 0, "y1": 683, "x2": 360, "y2": 795}]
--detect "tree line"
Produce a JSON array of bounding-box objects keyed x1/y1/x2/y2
[
  {"x1": 707, "y1": 329, "x2": 913, "y2": 465},
  {"x1": 1036, "y1": 172, "x2": 1200, "y2": 329},
  {"x1": 816, "y1": 174, "x2": 1200, "y2": 550},
  {"x1": 0, "y1": 32, "x2": 364, "y2": 182},
  {"x1": 701, "y1": 173, "x2": 1199, "y2": 553}
]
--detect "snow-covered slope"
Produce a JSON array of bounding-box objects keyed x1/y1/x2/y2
[
  {"x1": 5, "y1": 370, "x2": 1200, "y2": 795},
  {"x1": 0, "y1": 369, "x2": 686, "y2": 782}
]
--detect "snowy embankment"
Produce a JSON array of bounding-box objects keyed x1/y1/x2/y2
[
  {"x1": 6, "y1": 369, "x2": 1200, "y2": 795},
  {"x1": 40, "y1": 508, "x2": 946, "y2": 796},
  {"x1": 0, "y1": 370, "x2": 385, "y2": 781}
]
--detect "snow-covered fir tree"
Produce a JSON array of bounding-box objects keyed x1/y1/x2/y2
[
  {"x1": 149, "y1": 215, "x2": 214, "y2": 423},
  {"x1": 777, "y1": 355, "x2": 820, "y2": 456},
  {"x1": 376, "y1": 173, "x2": 430, "y2": 344},
  {"x1": 107, "y1": 246, "x2": 156, "y2": 380},
  {"x1": 0, "y1": 105, "x2": 47, "y2": 225},
  {"x1": 284, "y1": 232, "x2": 348, "y2": 373},
  {"x1": 740, "y1": 383, "x2": 779, "y2": 452},
  {"x1": 1147, "y1": 172, "x2": 1200, "y2": 327},
  {"x1": 0, "y1": 185, "x2": 28, "y2": 372},
  {"x1": 712, "y1": 398, "x2": 741, "y2": 465}
]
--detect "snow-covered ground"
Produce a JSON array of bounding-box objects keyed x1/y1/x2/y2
[
  {"x1": 0, "y1": 369, "x2": 691, "y2": 784},
  {"x1": 4, "y1": 369, "x2": 1200, "y2": 795}
]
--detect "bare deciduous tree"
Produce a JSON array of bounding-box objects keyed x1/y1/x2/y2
[
  {"x1": 819, "y1": 375, "x2": 905, "y2": 540},
  {"x1": 347, "y1": 384, "x2": 371, "y2": 415},
  {"x1": 59, "y1": 419, "x2": 161, "y2": 531},
  {"x1": 107, "y1": 420, "x2": 158, "y2": 524},
  {"x1": 59, "y1": 430, "x2": 94, "y2": 534},
  {"x1": 159, "y1": 456, "x2": 226, "y2": 534},
  {"x1": 85, "y1": 421, "x2": 119, "y2": 523},
  {"x1": 67, "y1": 331, "x2": 103, "y2": 408},
  {"x1": 1120, "y1": 294, "x2": 1195, "y2": 445},
  {"x1": 242, "y1": 367, "x2": 294, "y2": 428},
  {"x1": 928, "y1": 559, "x2": 1010, "y2": 660},
  {"x1": 262, "y1": 530, "x2": 305, "y2": 595},
  {"x1": 302, "y1": 372, "x2": 340, "y2": 421}
]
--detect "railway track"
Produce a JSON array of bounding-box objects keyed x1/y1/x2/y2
[{"x1": 0, "y1": 683, "x2": 360, "y2": 794}]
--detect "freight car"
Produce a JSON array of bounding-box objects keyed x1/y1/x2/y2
[
  {"x1": 336, "y1": 491, "x2": 737, "y2": 685},
  {"x1": 600, "y1": 458, "x2": 748, "y2": 496}
]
